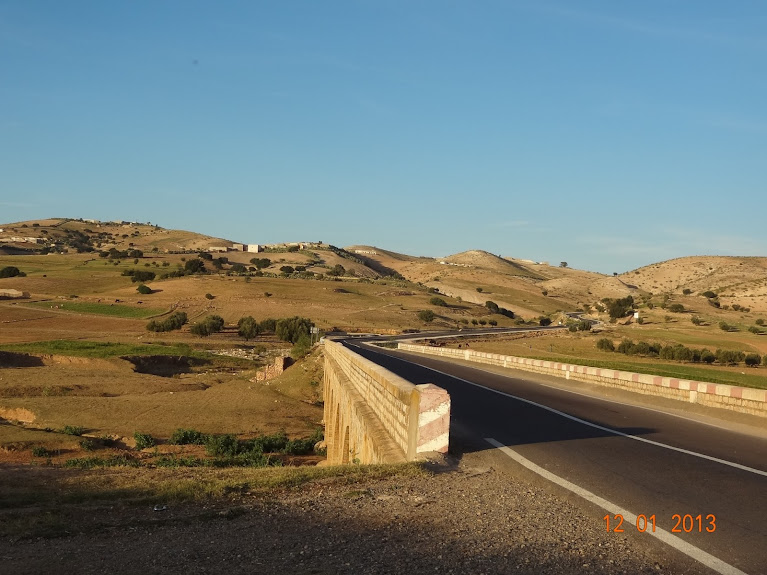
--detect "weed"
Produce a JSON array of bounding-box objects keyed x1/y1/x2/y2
[
  {"x1": 134, "y1": 432, "x2": 156, "y2": 450},
  {"x1": 62, "y1": 425, "x2": 84, "y2": 436}
]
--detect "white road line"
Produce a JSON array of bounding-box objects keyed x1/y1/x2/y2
[
  {"x1": 353, "y1": 345, "x2": 767, "y2": 477},
  {"x1": 423, "y1": 356, "x2": 751, "y2": 433},
  {"x1": 485, "y1": 437, "x2": 749, "y2": 575}
]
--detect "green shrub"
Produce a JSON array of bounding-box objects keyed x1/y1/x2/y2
[
  {"x1": 31, "y1": 446, "x2": 50, "y2": 457},
  {"x1": 756, "y1": 318, "x2": 765, "y2": 326},
  {"x1": 616, "y1": 339, "x2": 635, "y2": 354},
  {"x1": 205, "y1": 293, "x2": 215, "y2": 300},
  {"x1": 170, "y1": 428, "x2": 207, "y2": 445},
  {"x1": 701, "y1": 349, "x2": 716, "y2": 364},
  {"x1": 485, "y1": 301, "x2": 499, "y2": 313},
  {"x1": 691, "y1": 316, "x2": 703, "y2": 326},
  {"x1": 682, "y1": 288, "x2": 692, "y2": 295},
  {"x1": 701, "y1": 290, "x2": 717, "y2": 298},
  {"x1": 538, "y1": 316, "x2": 552, "y2": 326},
  {"x1": 748, "y1": 326, "x2": 762, "y2": 334},
  {"x1": 596, "y1": 338, "x2": 615, "y2": 352},
  {"x1": 476, "y1": 287, "x2": 483, "y2": 293},
  {"x1": 0, "y1": 266, "x2": 24, "y2": 278},
  {"x1": 488, "y1": 320, "x2": 497, "y2": 326},
  {"x1": 62, "y1": 425, "x2": 84, "y2": 436},
  {"x1": 136, "y1": 284, "x2": 152, "y2": 294},
  {"x1": 237, "y1": 316, "x2": 260, "y2": 340},
  {"x1": 122, "y1": 269, "x2": 156, "y2": 283},
  {"x1": 745, "y1": 353, "x2": 761, "y2": 367},
  {"x1": 79, "y1": 438, "x2": 97, "y2": 451},
  {"x1": 291, "y1": 334, "x2": 313, "y2": 359},
  {"x1": 429, "y1": 297, "x2": 447, "y2": 307},
  {"x1": 276, "y1": 316, "x2": 313, "y2": 343},
  {"x1": 133, "y1": 432, "x2": 155, "y2": 450},
  {"x1": 205, "y1": 434, "x2": 239, "y2": 457},
  {"x1": 719, "y1": 321, "x2": 731, "y2": 331},
  {"x1": 417, "y1": 309, "x2": 435, "y2": 323},
  {"x1": 146, "y1": 311, "x2": 188, "y2": 332},
  {"x1": 667, "y1": 303, "x2": 685, "y2": 313}
]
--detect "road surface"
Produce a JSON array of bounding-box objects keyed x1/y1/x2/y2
[{"x1": 346, "y1": 341, "x2": 767, "y2": 575}]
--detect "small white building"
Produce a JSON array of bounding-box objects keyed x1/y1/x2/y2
[{"x1": 246, "y1": 244, "x2": 263, "y2": 253}]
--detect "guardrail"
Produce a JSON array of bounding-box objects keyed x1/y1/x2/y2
[{"x1": 398, "y1": 343, "x2": 767, "y2": 418}]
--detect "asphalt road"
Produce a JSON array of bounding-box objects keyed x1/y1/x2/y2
[{"x1": 346, "y1": 341, "x2": 767, "y2": 575}]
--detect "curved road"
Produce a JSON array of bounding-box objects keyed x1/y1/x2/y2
[{"x1": 345, "y1": 340, "x2": 767, "y2": 575}]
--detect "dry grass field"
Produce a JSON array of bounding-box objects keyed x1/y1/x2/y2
[{"x1": 3, "y1": 218, "x2": 767, "y2": 466}]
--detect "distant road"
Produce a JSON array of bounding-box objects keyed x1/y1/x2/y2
[{"x1": 346, "y1": 340, "x2": 767, "y2": 575}]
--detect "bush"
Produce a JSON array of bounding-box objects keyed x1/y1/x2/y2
[
  {"x1": 701, "y1": 290, "x2": 717, "y2": 298},
  {"x1": 205, "y1": 434, "x2": 239, "y2": 457},
  {"x1": 136, "y1": 284, "x2": 152, "y2": 294},
  {"x1": 485, "y1": 301, "x2": 500, "y2": 313},
  {"x1": 617, "y1": 339, "x2": 635, "y2": 354},
  {"x1": 596, "y1": 338, "x2": 615, "y2": 352},
  {"x1": 205, "y1": 293, "x2": 215, "y2": 300},
  {"x1": 238, "y1": 316, "x2": 260, "y2": 340},
  {"x1": 682, "y1": 288, "x2": 692, "y2": 295},
  {"x1": 79, "y1": 438, "x2": 97, "y2": 451},
  {"x1": 605, "y1": 296, "x2": 634, "y2": 319},
  {"x1": 633, "y1": 341, "x2": 651, "y2": 356},
  {"x1": 748, "y1": 326, "x2": 763, "y2": 334},
  {"x1": 756, "y1": 318, "x2": 765, "y2": 326},
  {"x1": 691, "y1": 316, "x2": 703, "y2": 326},
  {"x1": 259, "y1": 318, "x2": 277, "y2": 333},
  {"x1": 719, "y1": 321, "x2": 731, "y2": 331},
  {"x1": 476, "y1": 287, "x2": 483, "y2": 293},
  {"x1": 479, "y1": 319, "x2": 487, "y2": 326},
  {"x1": 488, "y1": 320, "x2": 497, "y2": 326},
  {"x1": 429, "y1": 297, "x2": 447, "y2": 307},
  {"x1": 62, "y1": 425, "x2": 84, "y2": 436},
  {"x1": 123, "y1": 269, "x2": 156, "y2": 283},
  {"x1": 418, "y1": 309, "x2": 435, "y2": 323},
  {"x1": 763, "y1": 355, "x2": 767, "y2": 367},
  {"x1": 673, "y1": 346, "x2": 693, "y2": 362},
  {"x1": 291, "y1": 334, "x2": 312, "y2": 359},
  {"x1": 230, "y1": 263, "x2": 246, "y2": 274},
  {"x1": 250, "y1": 258, "x2": 271, "y2": 269},
  {"x1": 745, "y1": 353, "x2": 761, "y2": 367},
  {"x1": 133, "y1": 432, "x2": 155, "y2": 450},
  {"x1": 471, "y1": 319, "x2": 478, "y2": 325},
  {"x1": 147, "y1": 311, "x2": 188, "y2": 332},
  {"x1": 276, "y1": 316, "x2": 313, "y2": 343},
  {"x1": 170, "y1": 428, "x2": 207, "y2": 445},
  {"x1": 538, "y1": 316, "x2": 552, "y2": 326},
  {"x1": 184, "y1": 259, "x2": 206, "y2": 274},
  {"x1": 701, "y1": 349, "x2": 716, "y2": 364},
  {"x1": 31, "y1": 446, "x2": 50, "y2": 457},
  {"x1": 0, "y1": 266, "x2": 24, "y2": 278},
  {"x1": 280, "y1": 265, "x2": 294, "y2": 274},
  {"x1": 667, "y1": 303, "x2": 685, "y2": 313}
]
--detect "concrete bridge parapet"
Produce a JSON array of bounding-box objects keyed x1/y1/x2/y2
[{"x1": 323, "y1": 340, "x2": 450, "y2": 465}]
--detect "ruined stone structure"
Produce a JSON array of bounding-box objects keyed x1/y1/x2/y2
[
  {"x1": 255, "y1": 356, "x2": 292, "y2": 382},
  {"x1": 323, "y1": 340, "x2": 450, "y2": 465}
]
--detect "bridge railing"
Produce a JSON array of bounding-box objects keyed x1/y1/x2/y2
[{"x1": 323, "y1": 340, "x2": 450, "y2": 464}]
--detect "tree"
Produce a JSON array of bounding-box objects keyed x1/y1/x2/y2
[
  {"x1": 327, "y1": 264, "x2": 345, "y2": 277},
  {"x1": 136, "y1": 284, "x2": 152, "y2": 294},
  {"x1": 596, "y1": 338, "x2": 615, "y2": 352},
  {"x1": 560, "y1": 262, "x2": 568, "y2": 268},
  {"x1": 485, "y1": 301, "x2": 499, "y2": 313},
  {"x1": 667, "y1": 303, "x2": 685, "y2": 313},
  {"x1": 230, "y1": 263, "x2": 246, "y2": 274},
  {"x1": 475, "y1": 287, "x2": 483, "y2": 293},
  {"x1": 691, "y1": 316, "x2": 703, "y2": 326},
  {"x1": 259, "y1": 318, "x2": 277, "y2": 333},
  {"x1": 276, "y1": 316, "x2": 313, "y2": 343},
  {"x1": 280, "y1": 266, "x2": 294, "y2": 274},
  {"x1": 184, "y1": 259, "x2": 206, "y2": 274},
  {"x1": 0, "y1": 266, "x2": 24, "y2": 278},
  {"x1": 745, "y1": 353, "x2": 761, "y2": 367},
  {"x1": 429, "y1": 297, "x2": 447, "y2": 307},
  {"x1": 538, "y1": 316, "x2": 552, "y2": 326},
  {"x1": 417, "y1": 310, "x2": 435, "y2": 323},
  {"x1": 488, "y1": 320, "x2": 497, "y2": 326},
  {"x1": 237, "y1": 316, "x2": 260, "y2": 341},
  {"x1": 250, "y1": 258, "x2": 271, "y2": 269}
]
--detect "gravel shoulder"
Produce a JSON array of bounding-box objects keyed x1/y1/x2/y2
[{"x1": 0, "y1": 453, "x2": 711, "y2": 575}]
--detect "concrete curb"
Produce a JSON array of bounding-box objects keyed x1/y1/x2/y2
[{"x1": 398, "y1": 344, "x2": 767, "y2": 419}]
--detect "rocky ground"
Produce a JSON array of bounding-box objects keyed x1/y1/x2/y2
[{"x1": 0, "y1": 452, "x2": 709, "y2": 575}]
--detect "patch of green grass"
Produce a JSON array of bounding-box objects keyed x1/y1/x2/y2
[
  {"x1": 0, "y1": 340, "x2": 197, "y2": 359},
  {"x1": 25, "y1": 300, "x2": 163, "y2": 319},
  {"x1": 503, "y1": 352, "x2": 767, "y2": 389}
]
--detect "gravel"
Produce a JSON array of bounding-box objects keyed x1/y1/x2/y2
[{"x1": 0, "y1": 454, "x2": 710, "y2": 575}]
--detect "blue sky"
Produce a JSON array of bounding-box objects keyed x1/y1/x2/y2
[{"x1": 1, "y1": 1, "x2": 765, "y2": 274}]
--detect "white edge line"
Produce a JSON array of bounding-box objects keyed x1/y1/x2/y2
[
  {"x1": 486, "y1": 437, "x2": 749, "y2": 575},
  {"x1": 352, "y1": 344, "x2": 767, "y2": 478}
]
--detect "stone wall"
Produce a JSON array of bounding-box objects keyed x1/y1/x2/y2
[
  {"x1": 255, "y1": 356, "x2": 292, "y2": 382},
  {"x1": 398, "y1": 343, "x2": 767, "y2": 418},
  {"x1": 323, "y1": 340, "x2": 450, "y2": 465}
]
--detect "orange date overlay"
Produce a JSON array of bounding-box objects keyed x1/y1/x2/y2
[{"x1": 604, "y1": 514, "x2": 716, "y2": 533}]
